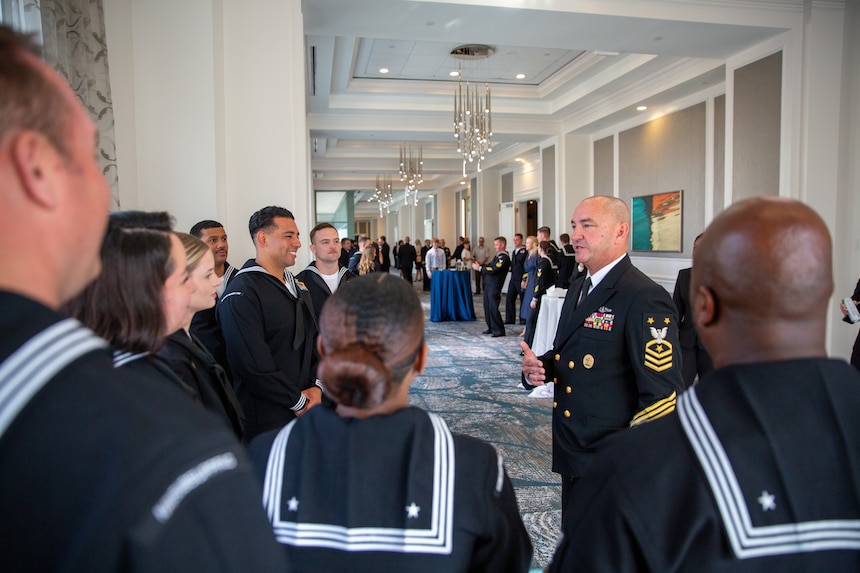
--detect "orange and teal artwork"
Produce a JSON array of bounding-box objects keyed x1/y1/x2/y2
[{"x1": 631, "y1": 191, "x2": 682, "y2": 252}]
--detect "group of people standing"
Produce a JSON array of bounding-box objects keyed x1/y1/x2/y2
[
  {"x1": 3, "y1": 24, "x2": 860, "y2": 572},
  {"x1": 0, "y1": 26, "x2": 531, "y2": 570}
]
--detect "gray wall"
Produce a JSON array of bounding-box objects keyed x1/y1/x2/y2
[
  {"x1": 541, "y1": 146, "x2": 556, "y2": 226},
  {"x1": 618, "y1": 103, "x2": 707, "y2": 258},
  {"x1": 714, "y1": 94, "x2": 726, "y2": 216},
  {"x1": 594, "y1": 136, "x2": 614, "y2": 196},
  {"x1": 502, "y1": 171, "x2": 513, "y2": 203},
  {"x1": 733, "y1": 51, "x2": 782, "y2": 199}
]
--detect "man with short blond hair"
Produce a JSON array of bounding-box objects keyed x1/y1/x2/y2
[{"x1": 297, "y1": 222, "x2": 354, "y2": 318}]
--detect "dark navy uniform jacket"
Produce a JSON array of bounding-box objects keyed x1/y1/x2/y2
[
  {"x1": 296, "y1": 262, "x2": 356, "y2": 319},
  {"x1": 0, "y1": 292, "x2": 285, "y2": 572},
  {"x1": 218, "y1": 260, "x2": 322, "y2": 441},
  {"x1": 250, "y1": 406, "x2": 533, "y2": 573},
  {"x1": 549, "y1": 358, "x2": 860, "y2": 572},
  {"x1": 539, "y1": 254, "x2": 684, "y2": 478},
  {"x1": 480, "y1": 250, "x2": 512, "y2": 291}
]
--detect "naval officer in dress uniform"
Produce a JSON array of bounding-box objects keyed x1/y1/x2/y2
[
  {"x1": 473, "y1": 237, "x2": 511, "y2": 337},
  {"x1": 548, "y1": 197, "x2": 860, "y2": 572},
  {"x1": 521, "y1": 196, "x2": 684, "y2": 520}
]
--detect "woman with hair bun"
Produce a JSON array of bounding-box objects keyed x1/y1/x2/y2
[{"x1": 250, "y1": 273, "x2": 532, "y2": 573}]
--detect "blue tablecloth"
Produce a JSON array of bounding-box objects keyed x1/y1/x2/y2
[{"x1": 430, "y1": 270, "x2": 476, "y2": 322}]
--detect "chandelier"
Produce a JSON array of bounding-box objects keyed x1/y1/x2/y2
[
  {"x1": 452, "y1": 44, "x2": 493, "y2": 176},
  {"x1": 370, "y1": 174, "x2": 394, "y2": 217},
  {"x1": 399, "y1": 143, "x2": 423, "y2": 206}
]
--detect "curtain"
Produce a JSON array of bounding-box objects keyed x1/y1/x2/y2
[
  {"x1": 0, "y1": 0, "x2": 42, "y2": 37},
  {"x1": 1, "y1": 0, "x2": 119, "y2": 207}
]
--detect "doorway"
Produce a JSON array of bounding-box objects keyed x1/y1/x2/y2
[{"x1": 525, "y1": 200, "x2": 538, "y2": 237}]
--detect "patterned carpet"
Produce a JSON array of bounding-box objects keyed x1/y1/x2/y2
[{"x1": 407, "y1": 280, "x2": 560, "y2": 571}]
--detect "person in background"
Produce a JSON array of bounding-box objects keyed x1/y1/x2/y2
[
  {"x1": 189, "y1": 219, "x2": 238, "y2": 374},
  {"x1": 158, "y1": 232, "x2": 245, "y2": 441},
  {"x1": 441, "y1": 238, "x2": 452, "y2": 268},
  {"x1": 424, "y1": 238, "x2": 445, "y2": 291},
  {"x1": 414, "y1": 239, "x2": 424, "y2": 282},
  {"x1": 473, "y1": 237, "x2": 511, "y2": 337},
  {"x1": 190, "y1": 219, "x2": 238, "y2": 292},
  {"x1": 548, "y1": 197, "x2": 860, "y2": 572},
  {"x1": 460, "y1": 239, "x2": 473, "y2": 268},
  {"x1": 840, "y1": 279, "x2": 860, "y2": 370},
  {"x1": 472, "y1": 237, "x2": 490, "y2": 295},
  {"x1": 521, "y1": 196, "x2": 684, "y2": 522},
  {"x1": 451, "y1": 235, "x2": 465, "y2": 261},
  {"x1": 523, "y1": 240, "x2": 557, "y2": 348},
  {"x1": 537, "y1": 226, "x2": 560, "y2": 268},
  {"x1": 349, "y1": 235, "x2": 370, "y2": 275},
  {"x1": 249, "y1": 274, "x2": 533, "y2": 572},
  {"x1": 218, "y1": 206, "x2": 323, "y2": 441},
  {"x1": 297, "y1": 222, "x2": 355, "y2": 319},
  {"x1": 338, "y1": 237, "x2": 353, "y2": 269},
  {"x1": 397, "y1": 235, "x2": 417, "y2": 285},
  {"x1": 421, "y1": 239, "x2": 432, "y2": 291},
  {"x1": 555, "y1": 233, "x2": 578, "y2": 289},
  {"x1": 359, "y1": 244, "x2": 381, "y2": 275},
  {"x1": 506, "y1": 233, "x2": 527, "y2": 325},
  {"x1": 378, "y1": 235, "x2": 391, "y2": 273},
  {"x1": 673, "y1": 233, "x2": 713, "y2": 387},
  {"x1": 519, "y1": 235, "x2": 539, "y2": 335}
]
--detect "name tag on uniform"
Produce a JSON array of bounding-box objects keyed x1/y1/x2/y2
[{"x1": 584, "y1": 311, "x2": 614, "y2": 331}]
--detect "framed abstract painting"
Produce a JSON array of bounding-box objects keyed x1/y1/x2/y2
[{"x1": 631, "y1": 191, "x2": 683, "y2": 252}]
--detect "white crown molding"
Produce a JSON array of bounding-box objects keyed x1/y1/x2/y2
[{"x1": 560, "y1": 57, "x2": 724, "y2": 133}]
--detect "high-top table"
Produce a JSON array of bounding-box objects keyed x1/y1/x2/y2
[
  {"x1": 532, "y1": 291, "x2": 567, "y2": 355},
  {"x1": 430, "y1": 270, "x2": 476, "y2": 322}
]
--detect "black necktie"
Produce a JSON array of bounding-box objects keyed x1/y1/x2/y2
[{"x1": 577, "y1": 277, "x2": 592, "y2": 308}]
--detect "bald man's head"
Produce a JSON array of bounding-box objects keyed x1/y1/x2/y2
[
  {"x1": 570, "y1": 195, "x2": 631, "y2": 273},
  {"x1": 692, "y1": 197, "x2": 832, "y2": 366}
]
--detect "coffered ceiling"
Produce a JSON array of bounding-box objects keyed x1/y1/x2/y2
[{"x1": 302, "y1": 0, "x2": 796, "y2": 214}]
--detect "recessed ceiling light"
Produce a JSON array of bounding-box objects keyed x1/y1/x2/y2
[
  {"x1": 460, "y1": 181, "x2": 466, "y2": 185},
  {"x1": 379, "y1": 68, "x2": 389, "y2": 74},
  {"x1": 515, "y1": 157, "x2": 523, "y2": 162},
  {"x1": 637, "y1": 105, "x2": 647, "y2": 111},
  {"x1": 515, "y1": 73, "x2": 526, "y2": 80},
  {"x1": 449, "y1": 70, "x2": 460, "y2": 77}
]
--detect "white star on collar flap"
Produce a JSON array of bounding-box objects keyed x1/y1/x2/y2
[
  {"x1": 406, "y1": 502, "x2": 421, "y2": 519},
  {"x1": 287, "y1": 496, "x2": 299, "y2": 512},
  {"x1": 757, "y1": 490, "x2": 776, "y2": 511}
]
